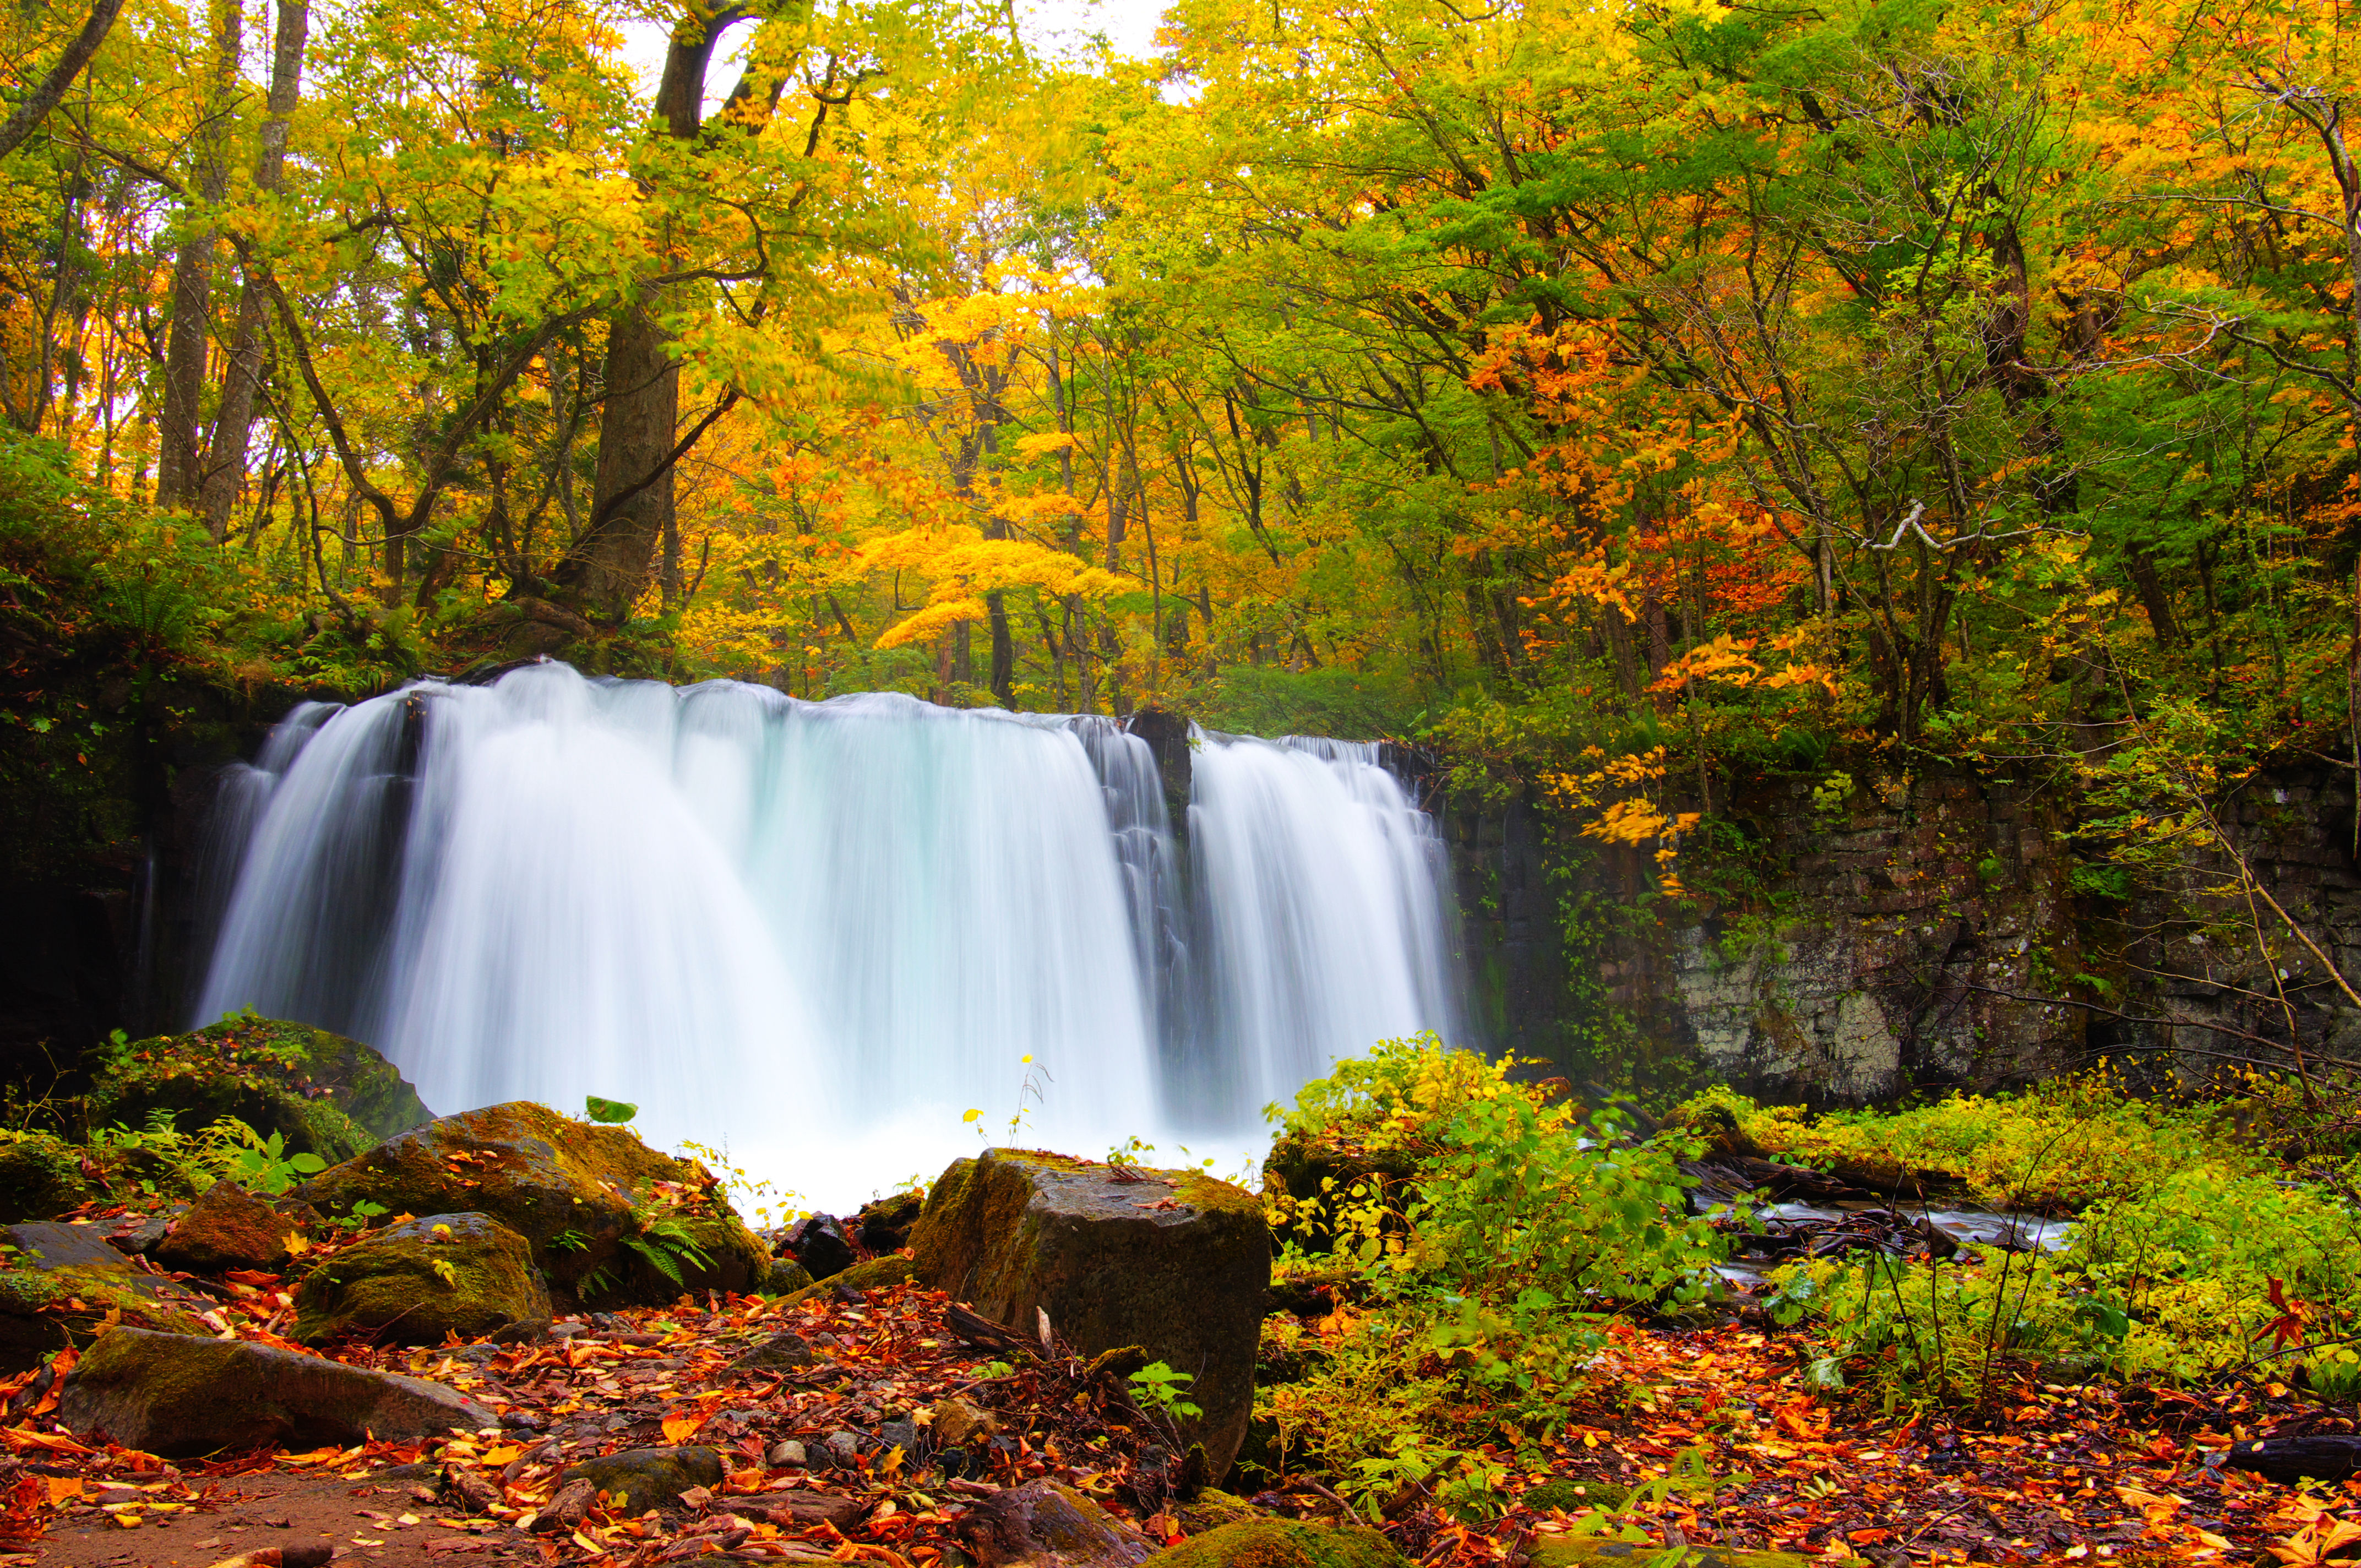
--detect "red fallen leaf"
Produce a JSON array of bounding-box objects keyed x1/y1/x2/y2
[{"x1": 1849, "y1": 1528, "x2": 1894, "y2": 1544}]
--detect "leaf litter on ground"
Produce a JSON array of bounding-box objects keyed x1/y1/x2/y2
[{"x1": 0, "y1": 1259, "x2": 2353, "y2": 1566}]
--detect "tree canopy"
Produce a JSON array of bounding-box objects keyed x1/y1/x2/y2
[{"x1": 5, "y1": 0, "x2": 2359, "y2": 812}]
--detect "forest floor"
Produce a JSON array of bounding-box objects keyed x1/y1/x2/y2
[{"x1": 2, "y1": 1278, "x2": 2355, "y2": 1568}]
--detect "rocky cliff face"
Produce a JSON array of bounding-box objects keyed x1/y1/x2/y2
[{"x1": 1442, "y1": 766, "x2": 2361, "y2": 1106}]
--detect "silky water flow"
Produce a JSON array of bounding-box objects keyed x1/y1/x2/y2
[{"x1": 194, "y1": 661, "x2": 1466, "y2": 1200}]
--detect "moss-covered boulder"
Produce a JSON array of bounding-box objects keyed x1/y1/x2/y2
[
  {"x1": 761, "y1": 1257, "x2": 814, "y2": 1296},
  {"x1": 1530, "y1": 1543, "x2": 1856, "y2": 1568},
  {"x1": 557, "y1": 1445, "x2": 724, "y2": 1515},
  {"x1": 1174, "y1": 1490, "x2": 1261, "y2": 1536},
  {"x1": 1259, "y1": 1133, "x2": 1421, "y2": 1255},
  {"x1": 856, "y1": 1190, "x2": 924, "y2": 1254},
  {"x1": 292, "y1": 1212, "x2": 551, "y2": 1346},
  {"x1": 955, "y1": 1478, "x2": 1154, "y2": 1568},
  {"x1": 0, "y1": 1235, "x2": 215, "y2": 1375},
  {"x1": 911, "y1": 1149, "x2": 1269, "y2": 1478},
  {"x1": 58, "y1": 1325, "x2": 495, "y2": 1456},
  {"x1": 777, "y1": 1253, "x2": 917, "y2": 1306},
  {"x1": 0, "y1": 1132, "x2": 96, "y2": 1223},
  {"x1": 1144, "y1": 1518, "x2": 1404, "y2": 1568},
  {"x1": 291, "y1": 1101, "x2": 770, "y2": 1310},
  {"x1": 87, "y1": 1015, "x2": 432, "y2": 1161},
  {"x1": 153, "y1": 1179, "x2": 304, "y2": 1273}
]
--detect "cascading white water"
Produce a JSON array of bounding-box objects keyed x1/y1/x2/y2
[{"x1": 197, "y1": 662, "x2": 1463, "y2": 1200}]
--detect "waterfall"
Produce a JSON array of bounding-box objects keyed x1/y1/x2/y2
[{"x1": 196, "y1": 662, "x2": 1463, "y2": 1199}]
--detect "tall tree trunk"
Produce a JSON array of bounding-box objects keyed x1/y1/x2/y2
[
  {"x1": 156, "y1": 0, "x2": 241, "y2": 510},
  {"x1": 563, "y1": 2, "x2": 746, "y2": 618},
  {"x1": 0, "y1": 0, "x2": 126, "y2": 161},
  {"x1": 200, "y1": 0, "x2": 307, "y2": 541}
]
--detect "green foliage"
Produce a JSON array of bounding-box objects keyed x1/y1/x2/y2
[
  {"x1": 225, "y1": 1125, "x2": 330, "y2": 1197},
  {"x1": 1258, "y1": 1036, "x2": 1731, "y2": 1515},
  {"x1": 621, "y1": 1213, "x2": 713, "y2": 1292},
  {"x1": 1127, "y1": 1361, "x2": 1204, "y2": 1420},
  {"x1": 2071, "y1": 1165, "x2": 2361, "y2": 1390},
  {"x1": 1748, "y1": 1072, "x2": 2361, "y2": 1407},
  {"x1": 1767, "y1": 1248, "x2": 2113, "y2": 1412},
  {"x1": 1678, "y1": 1075, "x2": 2245, "y2": 1210},
  {"x1": 585, "y1": 1097, "x2": 639, "y2": 1125}
]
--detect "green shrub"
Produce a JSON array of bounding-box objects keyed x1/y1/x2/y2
[
  {"x1": 1767, "y1": 1248, "x2": 2114, "y2": 1412},
  {"x1": 1679, "y1": 1075, "x2": 2245, "y2": 1210},
  {"x1": 2071, "y1": 1164, "x2": 2361, "y2": 1390},
  {"x1": 1256, "y1": 1036, "x2": 1731, "y2": 1514}
]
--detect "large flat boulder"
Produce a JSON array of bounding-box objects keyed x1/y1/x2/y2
[
  {"x1": 89, "y1": 1015, "x2": 433, "y2": 1162},
  {"x1": 0, "y1": 1222, "x2": 213, "y2": 1373},
  {"x1": 292, "y1": 1101, "x2": 769, "y2": 1310},
  {"x1": 59, "y1": 1326, "x2": 494, "y2": 1455},
  {"x1": 292, "y1": 1212, "x2": 551, "y2": 1345},
  {"x1": 910, "y1": 1150, "x2": 1268, "y2": 1477}
]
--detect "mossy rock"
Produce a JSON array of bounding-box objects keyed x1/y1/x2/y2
[
  {"x1": 1530, "y1": 1542, "x2": 1863, "y2": 1568},
  {"x1": 1259, "y1": 1133, "x2": 1421, "y2": 1255},
  {"x1": 760, "y1": 1257, "x2": 815, "y2": 1296},
  {"x1": 1144, "y1": 1517, "x2": 1405, "y2": 1568},
  {"x1": 1521, "y1": 1480, "x2": 1630, "y2": 1515},
  {"x1": 911, "y1": 1148, "x2": 1269, "y2": 1479},
  {"x1": 856, "y1": 1190, "x2": 924, "y2": 1253},
  {"x1": 1174, "y1": 1490, "x2": 1262, "y2": 1536},
  {"x1": 292, "y1": 1101, "x2": 769, "y2": 1310},
  {"x1": 292, "y1": 1212, "x2": 552, "y2": 1346},
  {"x1": 776, "y1": 1253, "x2": 916, "y2": 1306},
  {"x1": 957, "y1": 1478, "x2": 1152, "y2": 1568},
  {"x1": 153, "y1": 1179, "x2": 306, "y2": 1273},
  {"x1": 0, "y1": 1133, "x2": 95, "y2": 1223},
  {"x1": 558, "y1": 1445, "x2": 723, "y2": 1515},
  {"x1": 87, "y1": 1016, "x2": 431, "y2": 1162},
  {"x1": 0, "y1": 1228, "x2": 214, "y2": 1373},
  {"x1": 58, "y1": 1325, "x2": 494, "y2": 1456}
]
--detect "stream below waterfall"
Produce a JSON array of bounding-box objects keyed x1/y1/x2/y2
[{"x1": 192, "y1": 661, "x2": 1467, "y2": 1202}]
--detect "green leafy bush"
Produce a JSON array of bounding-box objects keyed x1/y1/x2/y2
[
  {"x1": 1255, "y1": 1035, "x2": 1731, "y2": 1515},
  {"x1": 1678, "y1": 1074, "x2": 2245, "y2": 1210},
  {"x1": 1768, "y1": 1248, "x2": 2114, "y2": 1411}
]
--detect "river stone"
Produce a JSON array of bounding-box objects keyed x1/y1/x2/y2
[
  {"x1": 955, "y1": 1479, "x2": 1152, "y2": 1568},
  {"x1": 727, "y1": 1329, "x2": 814, "y2": 1373},
  {"x1": 291, "y1": 1101, "x2": 770, "y2": 1309},
  {"x1": 1142, "y1": 1519, "x2": 1403, "y2": 1568},
  {"x1": 0, "y1": 1223, "x2": 214, "y2": 1372},
  {"x1": 58, "y1": 1326, "x2": 496, "y2": 1455},
  {"x1": 89, "y1": 1016, "x2": 432, "y2": 1162},
  {"x1": 153, "y1": 1179, "x2": 302, "y2": 1273},
  {"x1": 911, "y1": 1149, "x2": 1269, "y2": 1477},
  {"x1": 932, "y1": 1395, "x2": 997, "y2": 1447},
  {"x1": 291, "y1": 1212, "x2": 552, "y2": 1345},
  {"x1": 558, "y1": 1445, "x2": 724, "y2": 1514}
]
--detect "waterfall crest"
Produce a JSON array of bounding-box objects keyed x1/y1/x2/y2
[{"x1": 197, "y1": 662, "x2": 1463, "y2": 1195}]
